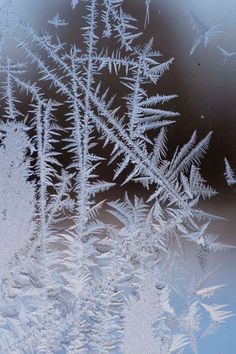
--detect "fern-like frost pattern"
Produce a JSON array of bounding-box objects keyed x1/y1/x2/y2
[{"x1": 0, "y1": 1, "x2": 234, "y2": 353}]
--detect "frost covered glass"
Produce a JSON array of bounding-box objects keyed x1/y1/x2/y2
[{"x1": 0, "y1": 0, "x2": 235, "y2": 353}]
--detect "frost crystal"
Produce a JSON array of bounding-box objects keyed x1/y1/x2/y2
[{"x1": 0, "y1": 1, "x2": 234, "y2": 353}]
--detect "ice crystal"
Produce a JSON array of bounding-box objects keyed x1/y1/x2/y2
[{"x1": 0, "y1": 1, "x2": 234, "y2": 353}]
